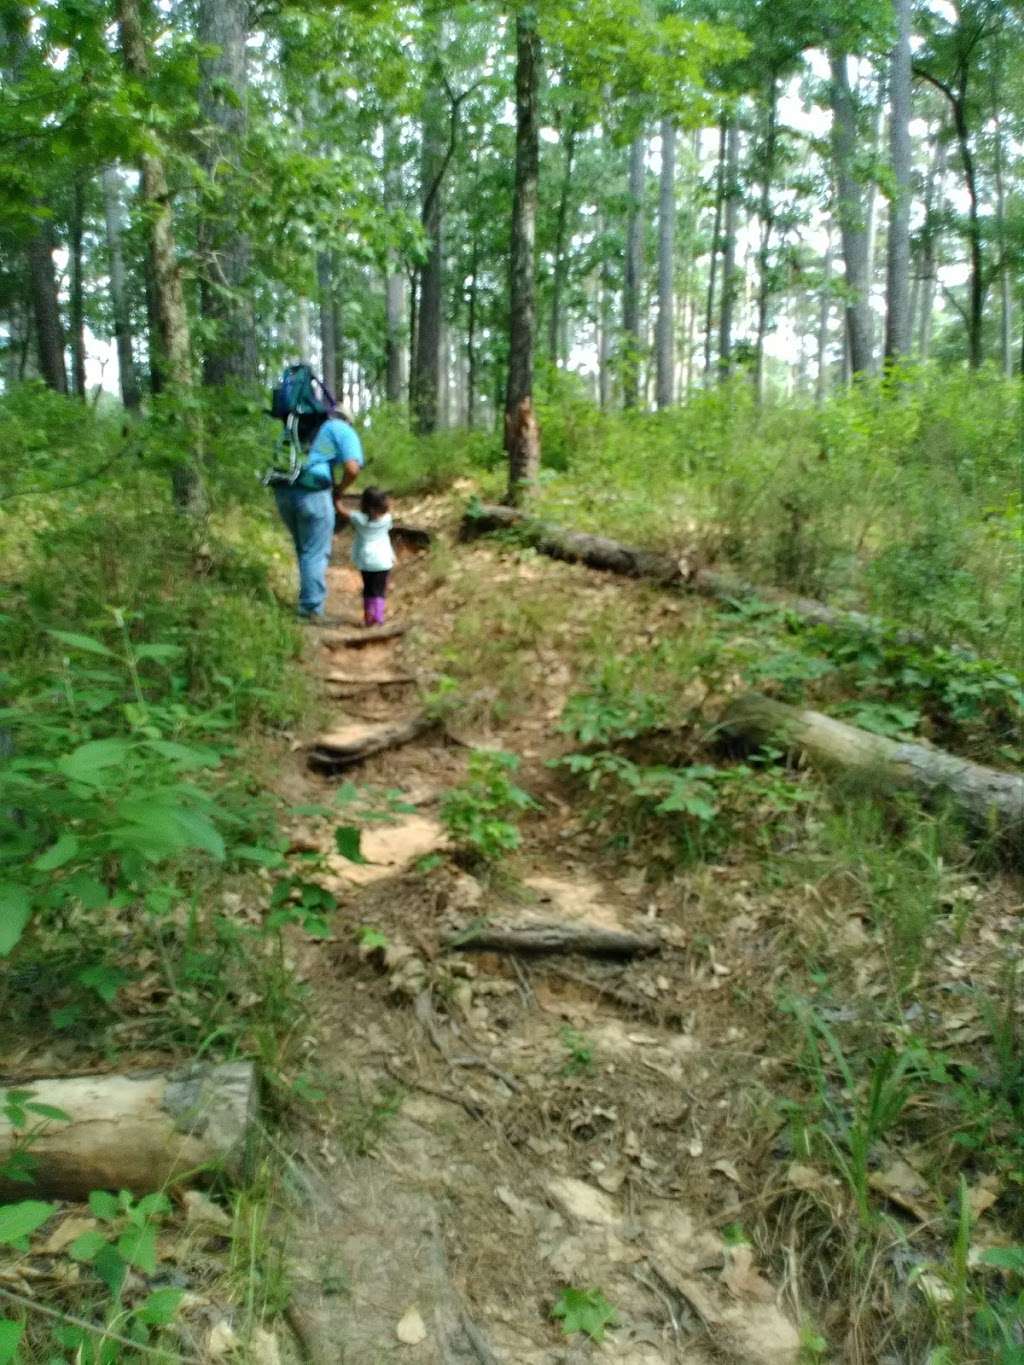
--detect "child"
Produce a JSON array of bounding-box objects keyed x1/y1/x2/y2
[{"x1": 337, "y1": 486, "x2": 395, "y2": 626}]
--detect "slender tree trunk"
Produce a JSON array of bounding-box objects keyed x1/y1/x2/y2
[
  {"x1": 598, "y1": 232, "x2": 612, "y2": 409},
  {"x1": 655, "y1": 116, "x2": 676, "y2": 409},
  {"x1": 816, "y1": 245, "x2": 833, "y2": 404},
  {"x1": 384, "y1": 122, "x2": 407, "y2": 404},
  {"x1": 548, "y1": 119, "x2": 578, "y2": 367},
  {"x1": 704, "y1": 120, "x2": 726, "y2": 382},
  {"x1": 753, "y1": 85, "x2": 779, "y2": 403},
  {"x1": 863, "y1": 83, "x2": 885, "y2": 357},
  {"x1": 412, "y1": 72, "x2": 446, "y2": 434},
  {"x1": 993, "y1": 111, "x2": 1012, "y2": 378},
  {"x1": 885, "y1": 0, "x2": 913, "y2": 364},
  {"x1": 622, "y1": 132, "x2": 646, "y2": 409},
  {"x1": 26, "y1": 225, "x2": 68, "y2": 394},
  {"x1": 918, "y1": 135, "x2": 945, "y2": 361},
  {"x1": 717, "y1": 117, "x2": 740, "y2": 384},
  {"x1": 466, "y1": 238, "x2": 479, "y2": 426},
  {"x1": 504, "y1": 8, "x2": 540, "y2": 505},
  {"x1": 317, "y1": 252, "x2": 337, "y2": 394},
  {"x1": 829, "y1": 49, "x2": 873, "y2": 377},
  {"x1": 116, "y1": 0, "x2": 203, "y2": 512},
  {"x1": 408, "y1": 269, "x2": 419, "y2": 403},
  {"x1": 197, "y1": 0, "x2": 255, "y2": 387},
  {"x1": 102, "y1": 166, "x2": 141, "y2": 409},
  {"x1": 69, "y1": 176, "x2": 87, "y2": 397}
]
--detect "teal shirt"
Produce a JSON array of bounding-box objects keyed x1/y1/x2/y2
[{"x1": 301, "y1": 419, "x2": 364, "y2": 488}]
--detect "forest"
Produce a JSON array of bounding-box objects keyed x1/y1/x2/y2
[{"x1": 0, "y1": 0, "x2": 1022, "y2": 1362}]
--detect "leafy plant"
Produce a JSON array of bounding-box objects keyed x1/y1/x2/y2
[
  {"x1": 552, "y1": 1286, "x2": 619, "y2": 1341},
  {"x1": 440, "y1": 750, "x2": 538, "y2": 865},
  {"x1": 560, "y1": 1027, "x2": 595, "y2": 1075}
]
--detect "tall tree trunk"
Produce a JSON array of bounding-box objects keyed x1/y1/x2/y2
[
  {"x1": 101, "y1": 166, "x2": 141, "y2": 409},
  {"x1": 197, "y1": 0, "x2": 255, "y2": 387},
  {"x1": 917, "y1": 134, "x2": 945, "y2": 361},
  {"x1": 548, "y1": 118, "x2": 578, "y2": 367},
  {"x1": 504, "y1": 8, "x2": 540, "y2": 505},
  {"x1": 704, "y1": 120, "x2": 726, "y2": 382},
  {"x1": 884, "y1": 0, "x2": 913, "y2": 364},
  {"x1": 816, "y1": 244, "x2": 833, "y2": 404},
  {"x1": 622, "y1": 132, "x2": 646, "y2": 409},
  {"x1": 317, "y1": 252, "x2": 337, "y2": 394},
  {"x1": 69, "y1": 176, "x2": 87, "y2": 398},
  {"x1": 27, "y1": 224, "x2": 68, "y2": 394},
  {"x1": 718, "y1": 117, "x2": 740, "y2": 383},
  {"x1": 384, "y1": 121, "x2": 407, "y2": 404},
  {"x1": 116, "y1": 0, "x2": 203, "y2": 512},
  {"x1": 863, "y1": 81, "x2": 885, "y2": 355},
  {"x1": 655, "y1": 116, "x2": 676, "y2": 409},
  {"x1": 753, "y1": 84, "x2": 779, "y2": 403},
  {"x1": 412, "y1": 57, "x2": 446, "y2": 435},
  {"x1": 598, "y1": 230, "x2": 612, "y2": 409},
  {"x1": 466, "y1": 237, "x2": 479, "y2": 426},
  {"x1": 993, "y1": 111, "x2": 1012, "y2": 378},
  {"x1": 829, "y1": 49, "x2": 873, "y2": 377}
]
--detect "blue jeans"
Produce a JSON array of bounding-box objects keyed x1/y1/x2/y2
[{"x1": 274, "y1": 487, "x2": 335, "y2": 616}]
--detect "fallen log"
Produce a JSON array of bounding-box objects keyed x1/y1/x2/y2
[
  {"x1": 441, "y1": 915, "x2": 662, "y2": 959},
  {"x1": 0, "y1": 1062, "x2": 256, "y2": 1199},
  {"x1": 309, "y1": 713, "x2": 435, "y2": 770},
  {"x1": 462, "y1": 504, "x2": 976, "y2": 655},
  {"x1": 721, "y1": 692, "x2": 1024, "y2": 846},
  {"x1": 324, "y1": 670, "x2": 416, "y2": 688},
  {"x1": 318, "y1": 622, "x2": 407, "y2": 648}
]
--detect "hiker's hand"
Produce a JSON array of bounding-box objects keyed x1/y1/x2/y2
[{"x1": 337, "y1": 460, "x2": 360, "y2": 493}]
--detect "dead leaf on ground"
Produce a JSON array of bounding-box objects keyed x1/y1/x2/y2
[
  {"x1": 39, "y1": 1216, "x2": 96, "y2": 1256},
  {"x1": 868, "y1": 1159, "x2": 935, "y2": 1221},
  {"x1": 207, "y1": 1320, "x2": 240, "y2": 1358},
  {"x1": 396, "y1": 1306, "x2": 427, "y2": 1345},
  {"x1": 721, "y1": 1244, "x2": 776, "y2": 1304},
  {"x1": 183, "y1": 1189, "x2": 232, "y2": 1232},
  {"x1": 966, "y1": 1175, "x2": 1003, "y2": 1219},
  {"x1": 712, "y1": 1158, "x2": 742, "y2": 1185},
  {"x1": 785, "y1": 1162, "x2": 838, "y2": 1195}
]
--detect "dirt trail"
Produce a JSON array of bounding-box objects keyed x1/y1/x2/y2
[{"x1": 280, "y1": 505, "x2": 802, "y2": 1364}]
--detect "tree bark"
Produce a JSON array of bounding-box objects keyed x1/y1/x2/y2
[
  {"x1": 317, "y1": 251, "x2": 337, "y2": 395},
  {"x1": 197, "y1": 0, "x2": 255, "y2": 387},
  {"x1": 622, "y1": 132, "x2": 646, "y2": 409},
  {"x1": 26, "y1": 224, "x2": 68, "y2": 394},
  {"x1": 829, "y1": 50, "x2": 874, "y2": 377},
  {"x1": 548, "y1": 117, "x2": 578, "y2": 367},
  {"x1": 721, "y1": 693, "x2": 1023, "y2": 849},
  {"x1": 598, "y1": 213, "x2": 613, "y2": 409},
  {"x1": 466, "y1": 237, "x2": 479, "y2": 425},
  {"x1": 655, "y1": 117, "x2": 676, "y2": 409},
  {"x1": 884, "y1": 0, "x2": 913, "y2": 363},
  {"x1": 383, "y1": 121, "x2": 407, "y2": 404},
  {"x1": 69, "y1": 176, "x2": 87, "y2": 398},
  {"x1": 504, "y1": 9, "x2": 541, "y2": 505},
  {"x1": 753, "y1": 86, "x2": 779, "y2": 402},
  {"x1": 917, "y1": 134, "x2": 945, "y2": 360},
  {"x1": 101, "y1": 166, "x2": 141, "y2": 409},
  {"x1": 0, "y1": 1063, "x2": 256, "y2": 1199},
  {"x1": 704, "y1": 120, "x2": 726, "y2": 382},
  {"x1": 993, "y1": 110, "x2": 1012, "y2": 377},
  {"x1": 117, "y1": 0, "x2": 203, "y2": 513},
  {"x1": 816, "y1": 244, "x2": 833, "y2": 404},
  {"x1": 412, "y1": 64, "x2": 446, "y2": 435},
  {"x1": 717, "y1": 117, "x2": 741, "y2": 384}
]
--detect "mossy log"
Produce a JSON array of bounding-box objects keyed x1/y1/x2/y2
[
  {"x1": 462, "y1": 505, "x2": 973, "y2": 653},
  {"x1": 0, "y1": 1062, "x2": 257, "y2": 1199},
  {"x1": 441, "y1": 916, "x2": 662, "y2": 958},
  {"x1": 722, "y1": 692, "x2": 1023, "y2": 845}
]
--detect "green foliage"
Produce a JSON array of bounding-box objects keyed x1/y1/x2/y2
[
  {"x1": 441, "y1": 750, "x2": 538, "y2": 865},
  {"x1": 559, "y1": 1027, "x2": 595, "y2": 1076},
  {"x1": 551, "y1": 1286, "x2": 619, "y2": 1341}
]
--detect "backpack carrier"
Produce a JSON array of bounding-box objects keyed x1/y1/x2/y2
[{"x1": 262, "y1": 363, "x2": 336, "y2": 487}]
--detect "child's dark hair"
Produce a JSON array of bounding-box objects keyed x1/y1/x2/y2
[{"x1": 360, "y1": 485, "x2": 389, "y2": 518}]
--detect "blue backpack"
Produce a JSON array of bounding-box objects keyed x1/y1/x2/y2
[{"x1": 263, "y1": 363, "x2": 337, "y2": 486}]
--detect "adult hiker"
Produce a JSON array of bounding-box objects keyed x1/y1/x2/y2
[{"x1": 264, "y1": 363, "x2": 367, "y2": 621}]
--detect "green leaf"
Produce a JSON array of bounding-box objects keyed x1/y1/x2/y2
[
  {"x1": 551, "y1": 1286, "x2": 619, "y2": 1341},
  {"x1": 92, "y1": 1241, "x2": 127, "y2": 1297},
  {"x1": 0, "y1": 885, "x2": 31, "y2": 956},
  {"x1": 77, "y1": 965, "x2": 129, "y2": 1004},
  {"x1": 135, "y1": 1287, "x2": 184, "y2": 1326},
  {"x1": 33, "y1": 832, "x2": 80, "y2": 871},
  {"x1": 0, "y1": 1319, "x2": 24, "y2": 1365},
  {"x1": 334, "y1": 826, "x2": 369, "y2": 864},
  {"x1": 69, "y1": 1228, "x2": 109, "y2": 1262},
  {"x1": 133, "y1": 643, "x2": 184, "y2": 662},
  {"x1": 145, "y1": 739, "x2": 221, "y2": 769},
  {"x1": 0, "y1": 1200, "x2": 57, "y2": 1246},
  {"x1": 979, "y1": 1246, "x2": 1024, "y2": 1274},
  {"x1": 57, "y1": 739, "x2": 133, "y2": 787},
  {"x1": 88, "y1": 1190, "x2": 119, "y2": 1221},
  {"x1": 118, "y1": 1221, "x2": 156, "y2": 1273},
  {"x1": 47, "y1": 630, "x2": 115, "y2": 657},
  {"x1": 134, "y1": 1193, "x2": 170, "y2": 1219},
  {"x1": 358, "y1": 927, "x2": 389, "y2": 950},
  {"x1": 23, "y1": 1102, "x2": 70, "y2": 1124}
]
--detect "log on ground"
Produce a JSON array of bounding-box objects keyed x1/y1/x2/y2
[
  {"x1": 441, "y1": 915, "x2": 662, "y2": 958},
  {"x1": 463, "y1": 505, "x2": 974, "y2": 655},
  {"x1": 309, "y1": 713, "x2": 436, "y2": 770},
  {"x1": 0, "y1": 1062, "x2": 257, "y2": 1199},
  {"x1": 317, "y1": 622, "x2": 407, "y2": 648},
  {"x1": 721, "y1": 691, "x2": 1023, "y2": 847}
]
